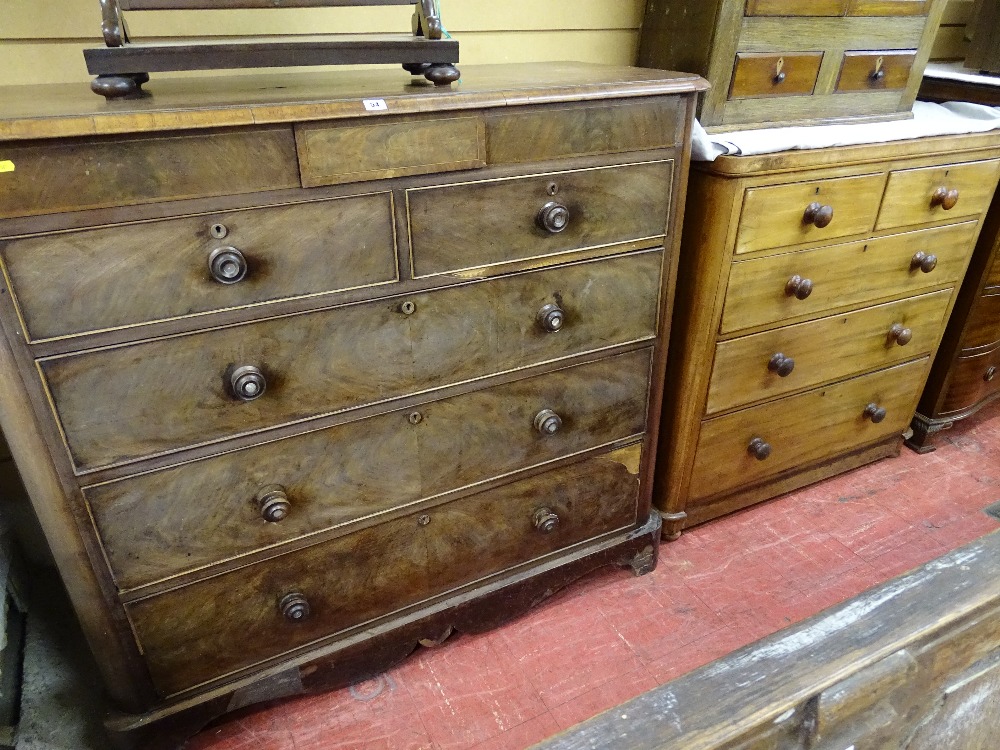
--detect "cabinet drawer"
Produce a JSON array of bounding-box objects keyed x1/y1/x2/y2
[
  {"x1": 407, "y1": 161, "x2": 672, "y2": 278},
  {"x1": 729, "y1": 53, "x2": 823, "y2": 100},
  {"x1": 690, "y1": 358, "x2": 930, "y2": 501},
  {"x1": 987, "y1": 252, "x2": 1000, "y2": 288},
  {"x1": 42, "y1": 251, "x2": 662, "y2": 472},
  {"x1": 875, "y1": 159, "x2": 1000, "y2": 230},
  {"x1": 127, "y1": 446, "x2": 642, "y2": 696},
  {"x1": 835, "y1": 51, "x2": 916, "y2": 93},
  {"x1": 848, "y1": 0, "x2": 930, "y2": 15},
  {"x1": 735, "y1": 173, "x2": 886, "y2": 255},
  {"x1": 2, "y1": 194, "x2": 397, "y2": 341},
  {"x1": 941, "y1": 346, "x2": 1000, "y2": 415},
  {"x1": 707, "y1": 289, "x2": 951, "y2": 414},
  {"x1": 960, "y1": 291, "x2": 1000, "y2": 351},
  {"x1": 745, "y1": 0, "x2": 847, "y2": 15},
  {"x1": 721, "y1": 222, "x2": 978, "y2": 334},
  {"x1": 87, "y1": 350, "x2": 652, "y2": 590}
]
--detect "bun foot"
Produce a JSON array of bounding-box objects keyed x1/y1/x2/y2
[
  {"x1": 425, "y1": 63, "x2": 461, "y2": 86},
  {"x1": 91, "y1": 73, "x2": 149, "y2": 99},
  {"x1": 403, "y1": 62, "x2": 433, "y2": 75}
]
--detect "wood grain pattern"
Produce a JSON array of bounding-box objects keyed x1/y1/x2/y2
[
  {"x1": 876, "y1": 158, "x2": 1000, "y2": 230},
  {"x1": 407, "y1": 161, "x2": 672, "y2": 277},
  {"x1": 707, "y1": 289, "x2": 951, "y2": 414},
  {"x1": 729, "y1": 52, "x2": 823, "y2": 99},
  {"x1": 745, "y1": 0, "x2": 847, "y2": 15},
  {"x1": 1, "y1": 193, "x2": 397, "y2": 341},
  {"x1": 940, "y1": 345, "x2": 1000, "y2": 414},
  {"x1": 40, "y1": 251, "x2": 663, "y2": 472},
  {"x1": 721, "y1": 221, "x2": 978, "y2": 334},
  {"x1": 959, "y1": 291, "x2": 1000, "y2": 351},
  {"x1": 849, "y1": 0, "x2": 930, "y2": 14},
  {"x1": 988, "y1": 253, "x2": 1000, "y2": 287},
  {"x1": 688, "y1": 357, "x2": 930, "y2": 502},
  {"x1": 835, "y1": 50, "x2": 916, "y2": 92},
  {"x1": 127, "y1": 448, "x2": 642, "y2": 696},
  {"x1": 86, "y1": 349, "x2": 652, "y2": 590}
]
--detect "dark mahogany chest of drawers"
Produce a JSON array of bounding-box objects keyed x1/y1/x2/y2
[{"x1": 0, "y1": 64, "x2": 706, "y2": 747}]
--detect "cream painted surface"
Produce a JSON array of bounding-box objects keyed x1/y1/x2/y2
[{"x1": 0, "y1": 0, "x2": 645, "y2": 86}]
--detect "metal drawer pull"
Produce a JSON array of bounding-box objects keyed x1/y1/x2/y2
[
  {"x1": 208, "y1": 246, "x2": 248, "y2": 285},
  {"x1": 230, "y1": 365, "x2": 266, "y2": 401},
  {"x1": 279, "y1": 593, "x2": 310, "y2": 622},
  {"x1": 537, "y1": 201, "x2": 570, "y2": 234},
  {"x1": 533, "y1": 507, "x2": 560, "y2": 533},
  {"x1": 537, "y1": 303, "x2": 565, "y2": 333},
  {"x1": 256, "y1": 485, "x2": 290, "y2": 523},
  {"x1": 534, "y1": 409, "x2": 563, "y2": 435}
]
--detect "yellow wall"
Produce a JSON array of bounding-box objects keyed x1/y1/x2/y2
[
  {"x1": 932, "y1": 0, "x2": 972, "y2": 61},
  {"x1": 0, "y1": 0, "x2": 645, "y2": 87}
]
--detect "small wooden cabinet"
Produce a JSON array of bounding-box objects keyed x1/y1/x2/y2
[
  {"x1": 638, "y1": 0, "x2": 947, "y2": 130},
  {"x1": 656, "y1": 134, "x2": 1000, "y2": 539},
  {"x1": 0, "y1": 65, "x2": 706, "y2": 747}
]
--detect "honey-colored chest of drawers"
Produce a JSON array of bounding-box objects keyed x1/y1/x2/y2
[
  {"x1": 638, "y1": 0, "x2": 946, "y2": 130},
  {"x1": 0, "y1": 65, "x2": 706, "y2": 747},
  {"x1": 656, "y1": 133, "x2": 1000, "y2": 540}
]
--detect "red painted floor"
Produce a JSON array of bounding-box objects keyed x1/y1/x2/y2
[{"x1": 189, "y1": 403, "x2": 1000, "y2": 750}]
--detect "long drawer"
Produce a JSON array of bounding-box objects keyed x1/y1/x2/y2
[
  {"x1": 41, "y1": 250, "x2": 662, "y2": 472},
  {"x1": 707, "y1": 290, "x2": 951, "y2": 414},
  {"x1": 126, "y1": 446, "x2": 642, "y2": 697},
  {"x1": 87, "y1": 350, "x2": 651, "y2": 590},
  {"x1": 689, "y1": 358, "x2": 930, "y2": 502},
  {"x1": 960, "y1": 291, "x2": 1000, "y2": 352},
  {"x1": 940, "y1": 345, "x2": 1000, "y2": 416}
]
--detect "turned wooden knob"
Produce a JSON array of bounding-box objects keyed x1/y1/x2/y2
[
  {"x1": 537, "y1": 303, "x2": 565, "y2": 333},
  {"x1": 533, "y1": 507, "x2": 560, "y2": 534},
  {"x1": 768, "y1": 353, "x2": 795, "y2": 378},
  {"x1": 230, "y1": 365, "x2": 266, "y2": 401},
  {"x1": 747, "y1": 437, "x2": 772, "y2": 461},
  {"x1": 537, "y1": 202, "x2": 570, "y2": 234},
  {"x1": 910, "y1": 252, "x2": 938, "y2": 273},
  {"x1": 256, "y1": 485, "x2": 290, "y2": 523},
  {"x1": 863, "y1": 403, "x2": 888, "y2": 424},
  {"x1": 208, "y1": 246, "x2": 248, "y2": 284},
  {"x1": 888, "y1": 323, "x2": 913, "y2": 347},
  {"x1": 785, "y1": 275, "x2": 814, "y2": 300},
  {"x1": 986, "y1": 366, "x2": 997, "y2": 382},
  {"x1": 279, "y1": 593, "x2": 310, "y2": 622},
  {"x1": 804, "y1": 202, "x2": 834, "y2": 228},
  {"x1": 534, "y1": 409, "x2": 563, "y2": 435},
  {"x1": 931, "y1": 187, "x2": 960, "y2": 210}
]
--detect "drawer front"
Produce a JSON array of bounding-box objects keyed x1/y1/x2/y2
[
  {"x1": 295, "y1": 116, "x2": 486, "y2": 188},
  {"x1": 961, "y1": 291, "x2": 1000, "y2": 351},
  {"x1": 745, "y1": 0, "x2": 848, "y2": 15},
  {"x1": 729, "y1": 53, "x2": 823, "y2": 100},
  {"x1": 127, "y1": 447, "x2": 642, "y2": 696},
  {"x1": 875, "y1": 159, "x2": 1000, "y2": 230},
  {"x1": 987, "y1": 252, "x2": 1000, "y2": 288},
  {"x1": 87, "y1": 350, "x2": 652, "y2": 590},
  {"x1": 848, "y1": 1, "x2": 930, "y2": 15},
  {"x1": 735, "y1": 173, "x2": 886, "y2": 255},
  {"x1": 407, "y1": 161, "x2": 672, "y2": 278},
  {"x1": 2, "y1": 194, "x2": 397, "y2": 341},
  {"x1": 707, "y1": 289, "x2": 951, "y2": 414},
  {"x1": 690, "y1": 358, "x2": 930, "y2": 501},
  {"x1": 721, "y1": 222, "x2": 978, "y2": 334},
  {"x1": 42, "y1": 251, "x2": 662, "y2": 472},
  {"x1": 0, "y1": 127, "x2": 299, "y2": 220},
  {"x1": 835, "y1": 51, "x2": 916, "y2": 93},
  {"x1": 941, "y1": 347, "x2": 1000, "y2": 415}
]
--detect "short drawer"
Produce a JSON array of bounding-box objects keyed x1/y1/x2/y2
[
  {"x1": 729, "y1": 53, "x2": 823, "y2": 100},
  {"x1": 2, "y1": 194, "x2": 397, "y2": 341},
  {"x1": 848, "y1": 0, "x2": 930, "y2": 15},
  {"x1": 721, "y1": 221, "x2": 978, "y2": 334},
  {"x1": 707, "y1": 289, "x2": 951, "y2": 414},
  {"x1": 407, "y1": 161, "x2": 673, "y2": 278},
  {"x1": 690, "y1": 358, "x2": 930, "y2": 501},
  {"x1": 875, "y1": 159, "x2": 1000, "y2": 230},
  {"x1": 0, "y1": 127, "x2": 299, "y2": 220},
  {"x1": 735, "y1": 172, "x2": 886, "y2": 255},
  {"x1": 835, "y1": 51, "x2": 916, "y2": 93},
  {"x1": 940, "y1": 346, "x2": 1000, "y2": 415},
  {"x1": 745, "y1": 0, "x2": 847, "y2": 15},
  {"x1": 295, "y1": 116, "x2": 486, "y2": 188},
  {"x1": 126, "y1": 446, "x2": 642, "y2": 696},
  {"x1": 960, "y1": 291, "x2": 1000, "y2": 351},
  {"x1": 41, "y1": 250, "x2": 662, "y2": 472},
  {"x1": 86, "y1": 349, "x2": 652, "y2": 590}
]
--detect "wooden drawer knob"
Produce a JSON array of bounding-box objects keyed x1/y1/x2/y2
[
  {"x1": 537, "y1": 303, "x2": 565, "y2": 333},
  {"x1": 208, "y1": 246, "x2": 248, "y2": 285},
  {"x1": 748, "y1": 437, "x2": 772, "y2": 461},
  {"x1": 863, "y1": 403, "x2": 888, "y2": 424},
  {"x1": 931, "y1": 187, "x2": 960, "y2": 210},
  {"x1": 279, "y1": 592, "x2": 310, "y2": 622},
  {"x1": 230, "y1": 365, "x2": 266, "y2": 401},
  {"x1": 768, "y1": 353, "x2": 795, "y2": 378},
  {"x1": 785, "y1": 275, "x2": 814, "y2": 300},
  {"x1": 533, "y1": 507, "x2": 560, "y2": 534},
  {"x1": 910, "y1": 252, "x2": 938, "y2": 273},
  {"x1": 986, "y1": 366, "x2": 997, "y2": 382},
  {"x1": 536, "y1": 201, "x2": 570, "y2": 234},
  {"x1": 888, "y1": 323, "x2": 912, "y2": 347},
  {"x1": 804, "y1": 202, "x2": 834, "y2": 229},
  {"x1": 256, "y1": 484, "x2": 290, "y2": 523},
  {"x1": 534, "y1": 408, "x2": 563, "y2": 435}
]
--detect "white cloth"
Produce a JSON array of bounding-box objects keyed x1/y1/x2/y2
[
  {"x1": 692, "y1": 100, "x2": 1000, "y2": 162},
  {"x1": 924, "y1": 61, "x2": 1000, "y2": 86}
]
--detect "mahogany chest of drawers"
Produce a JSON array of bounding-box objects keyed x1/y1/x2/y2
[
  {"x1": 0, "y1": 64, "x2": 706, "y2": 746},
  {"x1": 638, "y1": 0, "x2": 947, "y2": 130},
  {"x1": 656, "y1": 133, "x2": 1000, "y2": 539}
]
